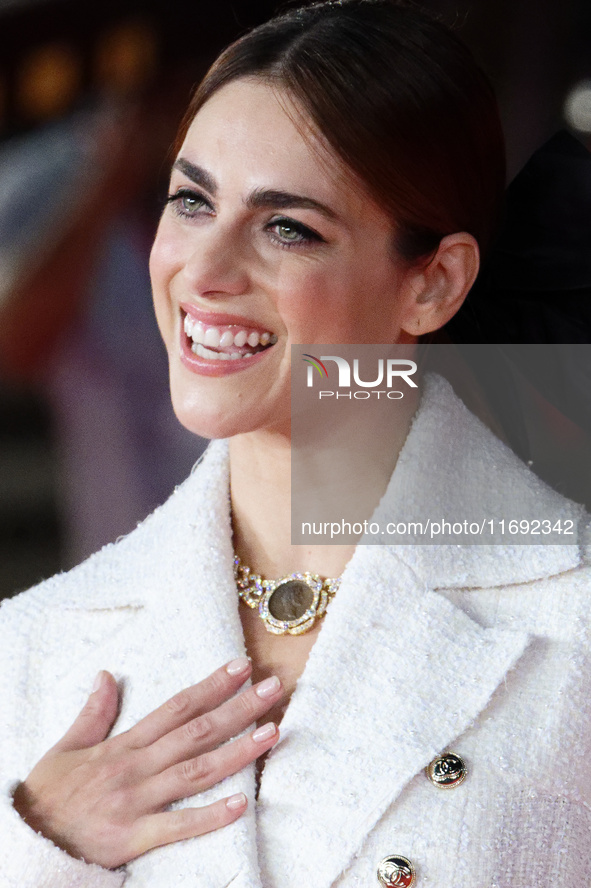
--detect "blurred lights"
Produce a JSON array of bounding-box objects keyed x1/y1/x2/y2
[
  {"x1": 17, "y1": 43, "x2": 81, "y2": 121},
  {"x1": 95, "y1": 20, "x2": 157, "y2": 95},
  {"x1": 564, "y1": 80, "x2": 591, "y2": 133},
  {"x1": 0, "y1": 16, "x2": 160, "y2": 132}
]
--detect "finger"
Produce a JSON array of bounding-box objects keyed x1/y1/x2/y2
[
  {"x1": 55, "y1": 671, "x2": 119, "y2": 752},
  {"x1": 124, "y1": 658, "x2": 252, "y2": 749},
  {"x1": 145, "y1": 676, "x2": 282, "y2": 773},
  {"x1": 142, "y1": 722, "x2": 279, "y2": 810},
  {"x1": 130, "y1": 792, "x2": 248, "y2": 859}
]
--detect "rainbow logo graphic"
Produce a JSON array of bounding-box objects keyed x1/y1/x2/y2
[{"x1": 302, "y1": 354, "x2": 329, "y2": 378}]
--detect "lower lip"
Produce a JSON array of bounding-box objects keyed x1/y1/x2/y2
[{"x1": 179, "y1": 327, "x2": 271, "y2": 376}]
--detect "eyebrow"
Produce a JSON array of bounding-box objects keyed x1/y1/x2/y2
[
  {"x1": 246, "y1": 188, "x2": 338, "y2": 221},
  {"x1": 172, "y1": 157, "x2": 338, "y2": 221},
  {"x1": 173, "y1": 158, "x2": 217, "y2": 195}
]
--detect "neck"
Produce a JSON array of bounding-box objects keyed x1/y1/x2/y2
[
  {"x1": 229, "y1": 384, "x2": 419, "y2": 580},
  {"x1": 230, "y1": 430, "x2": 354, "y2": 578}
]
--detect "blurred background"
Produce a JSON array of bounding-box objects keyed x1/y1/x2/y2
[{"x1": 0, "y1": 0, "x2": 590, "y2": 600}]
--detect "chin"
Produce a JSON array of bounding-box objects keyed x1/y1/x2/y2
[
  {"x1": 169, "y1": 385, "x2": 282, "y2": 440},
  {"x1": 167, "y1": 354, "x2": 291, "y2": 440},
  {"x1": 170, "y1": 391, "x2": 236, "y2": 440},
  {"x1": 166, "y1": 362, "x2": 236, "y2": 439}
]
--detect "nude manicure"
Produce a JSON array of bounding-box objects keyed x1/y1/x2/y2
[
  {"x1": 226, "y1": 657, "x2": 251, "y2": 676},
  {"x1": 255, "y1": 676, "x2": 281, "y2": 698},
  {"x1": 252, "y1": 722, "x2": 277, "y2": 743},
  {"x1": 226, "y1": 792, "x2": 247, "y2": 810}
]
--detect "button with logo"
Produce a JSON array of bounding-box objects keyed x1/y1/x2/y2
[
  {"x1": 377, "y1": 855, "x2": 416, "y2": 887},
  {"x1": 426, "y1": 752, "x2": 467, "y2": 788}
]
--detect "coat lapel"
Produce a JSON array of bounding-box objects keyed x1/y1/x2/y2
[
  {"x1": 53, "y1": 441, "x2": 263, "y2": 888},
  {"x1": 256, "y1": 545, "x2": 531, "y2": 888},
  {"x1": 122, "y1": 442, "x2": 263, "y2": 888}
]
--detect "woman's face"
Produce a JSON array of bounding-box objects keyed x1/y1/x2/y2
[{"x1": 150, "y1": 78, "x2": 421, "y2": 439}]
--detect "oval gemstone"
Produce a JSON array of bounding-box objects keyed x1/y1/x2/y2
[{"x1": 268, "y1": 580, "x2": 314, "y2": 622}]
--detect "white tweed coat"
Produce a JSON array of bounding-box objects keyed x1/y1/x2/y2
[{"x1": 1, "y1": 374, "x2": 591, "y2": 888}]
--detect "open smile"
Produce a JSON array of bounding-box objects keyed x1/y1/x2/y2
[{"x1": 179, "y1": 304, "x2": 278, "y2": 375}]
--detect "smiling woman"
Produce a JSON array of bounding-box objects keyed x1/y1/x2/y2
[{"x1": 2, "y1": 2, "x2": 591, "y2": 888}]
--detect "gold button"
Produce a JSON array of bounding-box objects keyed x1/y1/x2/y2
[
  {"x1": 427, "y1": 752, "x2": 467, "y2": 788},
  {"x1": 377, "y1": 855, "x2": 416, "y2": 887}
]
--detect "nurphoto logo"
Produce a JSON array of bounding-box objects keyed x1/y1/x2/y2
[{"x1": 303, "y1": 353, "x2": 417, "y2": 399}]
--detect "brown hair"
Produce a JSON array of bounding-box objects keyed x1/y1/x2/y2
[{"x1": 175, "y1": 0, "x2": 506, "y2": 263}]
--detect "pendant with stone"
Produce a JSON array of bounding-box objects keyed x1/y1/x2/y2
[
  {"x1": 234, "y1": 555, "x2": 340, "y2": 636},
  {"x1": 260, "y1": 572, "x2": 329, "y2": 635}
]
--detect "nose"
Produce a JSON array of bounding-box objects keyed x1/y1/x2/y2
[{"x1": 182, "y1": 224, "x2": 251, "y2": 299}]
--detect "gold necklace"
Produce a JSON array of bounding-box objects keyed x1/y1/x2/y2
[{"x1": 233, "y1": 554, "x2": 341, "y2": 636}]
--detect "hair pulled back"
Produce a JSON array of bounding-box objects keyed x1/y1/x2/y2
[{"x1": 176, "y1": 0, "x2": 506, "y2": 262}]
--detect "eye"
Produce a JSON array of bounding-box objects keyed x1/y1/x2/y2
[
  {"x1": 165, "y1": 188, "x2": 213, "y2": 218},
  {"x1": 275, "y1": 221, "x2": 304, "y2": 242},
  {"x1": 268, "y1": 217, "x2": 325, "y2": 248}
]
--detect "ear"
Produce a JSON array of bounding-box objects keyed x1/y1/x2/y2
[{"x1": 398, "y1": 233, "x2": 480, "y2": 338}]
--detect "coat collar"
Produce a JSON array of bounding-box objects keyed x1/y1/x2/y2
[
  {"x1": 369, "y1": 373, "x2": 583, "y2": 589},
  {"x1": 156, "y1": 372, "x2": 583, "y2": 608}
]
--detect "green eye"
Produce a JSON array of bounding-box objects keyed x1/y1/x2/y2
[
  {"x1": 164, "y1": 188, "x2": 211, "y2": 218},
  {"x1": 276, "y1": 222, "x2": 302, "y2": 241},
  {"x1": 267, "y1": 216, "x2": 324, "y2": 247},
  {"x1": 181, "y1": 194, "x2": 201, "y2": 212}
]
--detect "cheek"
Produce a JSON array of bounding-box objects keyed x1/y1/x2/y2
[
  {"x1": 277, "y1": 266, "x2": 398, "y2": 344},
  {"x1": 149, "y1": 230, "x2": 180, "y2": 339},
  {"x1": 274, "y1": 262, "x2": 357, "y2": 342}
]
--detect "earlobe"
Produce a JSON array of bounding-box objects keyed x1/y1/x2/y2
[{"x1": 399, "y1": 233, "x2": 480, "y2": 336}]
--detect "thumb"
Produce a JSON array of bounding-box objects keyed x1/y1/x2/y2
[{"x1": 55, "y1": 671, "x2": 120, "y2": 752}]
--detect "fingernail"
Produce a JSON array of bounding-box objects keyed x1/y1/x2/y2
[
  {"x1": 255, "y1": 676, "x2": 280, "y2": 699},
  {"x1": 252, "y1": 722, "x2": 277, "y2": 743},
  {"x1": 226, "y1": 657, "x2": 251, "y2": 676},
  {"x1": 91, "y1": 671, "x2": 104, "y2": 693},
  {"x1": 226, "y1": 792, "x2": 247, "y2": 811}
]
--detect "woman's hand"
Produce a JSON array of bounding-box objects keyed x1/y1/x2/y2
[{"x1": 12, "y1": 658, "x2": 281, "y2": 869}]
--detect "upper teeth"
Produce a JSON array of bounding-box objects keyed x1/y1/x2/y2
[{"x1": 183, "y1": 315, "x2": 277, "y2": 349}]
